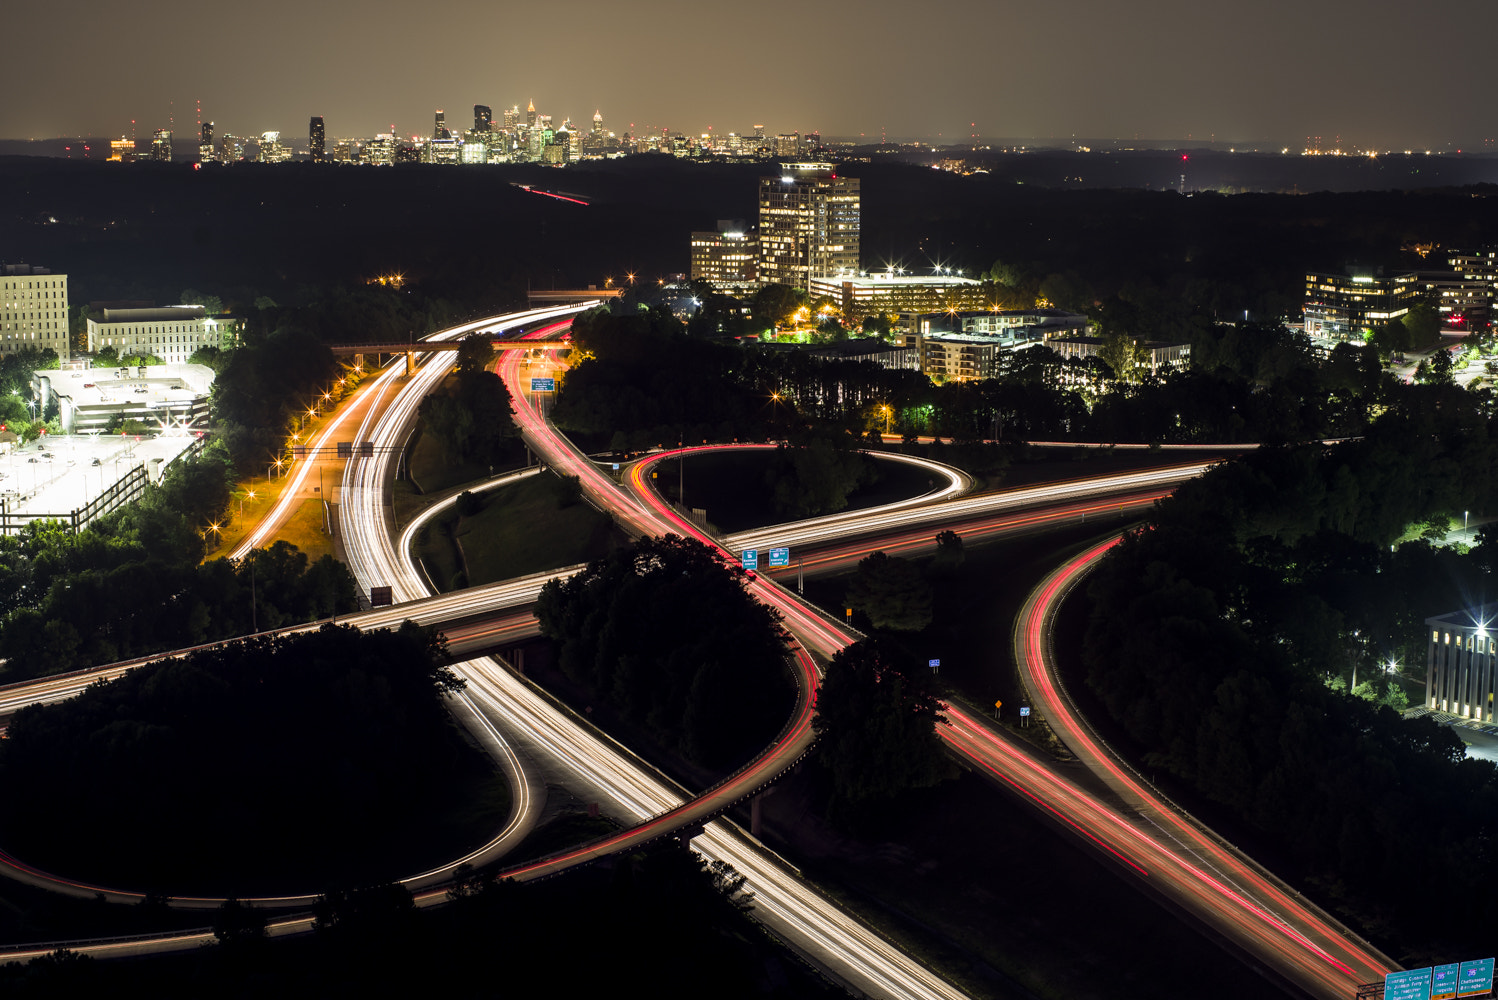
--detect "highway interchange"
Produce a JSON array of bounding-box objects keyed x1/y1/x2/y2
[{"x1": 0, "y1": 307, "x2": 1399, "y2": 998}]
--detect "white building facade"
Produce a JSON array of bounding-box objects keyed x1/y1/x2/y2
[
  {"x1": 0, "y1": 265, "x2": 70, "y2": 362},
  {"x1": 86, "y1": 306, "x2": 240, "y2": 364}
]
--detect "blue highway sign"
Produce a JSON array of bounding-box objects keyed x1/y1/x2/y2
[{"x1": 768, "y1": 547, "x2": 790, "y2": 568}]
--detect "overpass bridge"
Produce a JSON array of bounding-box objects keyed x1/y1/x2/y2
[{"x1": 325, "y1": 334, "x2": 570, "y2": 374}]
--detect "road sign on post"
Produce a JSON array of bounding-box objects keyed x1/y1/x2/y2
[
  {"x1": 1020, "y1": 706, "x2": 1031, "y2": 716},
  {"x1": 768, "y1": 547, "x2": 790, "y2": 568},
  {"x1": 369, "y1": 586, "x2": 393, "y2": 608},
  {"x1": 928, "y1": 658, "x2": 940, "y2": 673},
  {"x1": 530, "y1": 377, "x2": 555, "y2": 392},
  {"x1": 1387, "y1": 968, "x2": 1433, "y2": 1000},
  {"x1": 741, "y1": 549, "x2": 758, "y2": 571},
  {"x1": 1459, "y1": 959, "x2": 1495, "y2": 998}
]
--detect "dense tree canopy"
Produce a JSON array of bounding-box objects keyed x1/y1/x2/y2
[
  {"x1": 1082, "y1": 378, "x2": 1498, "y2": 957},
  {"x1": 0, "y1": 622, "x2": 468, "y2": 892},
  {"x1": 535, "y1": 534, "x2": 794, "y2": 769},
  {"x1": 813, "y1": 639, "x2": 956, "y2": 827}
]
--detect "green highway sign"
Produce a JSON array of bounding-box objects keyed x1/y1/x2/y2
[
  {"x1": 1459, "y1": 958, "x2": 1495, "y2": 997},
  {"x1": 530, "y1": 377, "x2": 555, "y2": 392},
  {"x1": 768, "y1": 547, "x2": 790, "y2": 568},
  {"x1": 1435, "y1": 963, "x2": 1460, "y2": 999},
  {"x1": 1387, "y1": 968, "x2": 1433, "y2": 1000},
  {"x1": 741, "y1": 549, "x2": 758, "y2": 571}
]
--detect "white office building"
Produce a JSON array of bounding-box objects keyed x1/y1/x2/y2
[
  {"x1": 0, "y1": 265, "x2": 70, "y2": 362},
  {"x1": 86, "y1": 306, "x2": 240, "y2": 365}
]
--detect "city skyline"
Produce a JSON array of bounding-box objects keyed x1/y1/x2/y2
[{"x1": 4, "y1": 0, "x2": 1496, "y2": 149}]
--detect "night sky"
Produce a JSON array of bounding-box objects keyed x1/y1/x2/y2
[{"x1": 5, "y1": 0, "x2": 1496, "y2": 148}]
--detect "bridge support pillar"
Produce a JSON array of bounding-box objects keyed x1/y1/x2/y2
[
  {"x1": 404, "y1": 350, "x2": 416, "y2": 376},
  {"x1": 750, "y1": 794, "x2": 763, "y2": 837}
]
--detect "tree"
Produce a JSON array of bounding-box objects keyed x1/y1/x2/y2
[
  {"x1": 813, "y1": 639, "x2": 955, "y2": 826},
  {"x1": 845, "y1": 550, "x2": 933, "y2": 631},
  {"x1": 1418, "y1": 347, "x2": 1455, "y2": 386},
  {"x1": 931, "y1": 529, "x2": 965, "y2": 575},
  {"x1": 455, "y1": 332, "x2": 497, "y2": 376},
  {"x1": 1098, "y1": 333, "x2": 1148, "y2": 382},
  {"x1": 213, "y1": 898, "x2": 265, "y2": 947},
  {"x1": 750, "y1": 284, "x2": 807, "y2": 331},
  {"x1": 535, "y1": 535, "x2": 793, "y2": 769},
  {"x1": 764, "y1": 435, "x2": 875, "y2": 519},
  {"x1": 1404, "y1": 301, "x2": 1442, "y2": 349}
]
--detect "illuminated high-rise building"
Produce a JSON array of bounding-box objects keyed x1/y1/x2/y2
[
  {"x1": 503, "y1": 105, "x2": 519, "y2": 130},
  {"x1": 108, "y1": 137, "x2": 135, "y2": 163},
  {"x1": 433, "y1": 110, "x2": 449, "y2": 140},
  {"x1": 365, "y1": 133, "x2": 395, "y2": 166},
  {"x1": 198, "y1": 121, "x2": 215, "y2": 163},
  {"x1": 474, "y1": 105, "x2": 492, "y2": 133},
  {"x1": 259, "y1": 131, "x2": 289, "y2": 163},
  {"x1": 526, "y1": 100, "x2": 536, "y2": 129},
  {"x1": 150, "y1": 128, "x2": 172, "y2": 162},
  {"x1": 309, "y1": 116, "x2": 326, "y2": 162},
  {"x1": 591, "y1": 110, "x2": 604, "y2": 138},
  {"x1": 758, "y1": 162, "x2": 860, "y2": 291}
]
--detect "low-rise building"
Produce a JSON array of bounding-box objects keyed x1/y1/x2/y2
[
  {"x1": 810, "y1": 272, "x2": 986, "y2": 319},
  {"x1": 1426, "y1": 606, "x2": 1498, "y2": 723},
  {"x1": 86, "y1": 306, "x2": 240, "y2": 365},
  {"x1": 804, "y1": 337, "x2": 919, "y2": 372},
  {"x1": 1303, "y1": 270, "x2": 1418, "y2": 342},
  {"x1": 1047, "y1": 336, "x2": 1190, "y2": 373},
  {"x1": 36, "y1": 363, "x2": 214, "y2": 434}
]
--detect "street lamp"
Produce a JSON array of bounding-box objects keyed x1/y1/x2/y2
[
  {"x1": 237, "y1": 489, "x2": 256, "y2": 521},
  {"x1": 882, "y1": 404, "x2": 892, "y2": 435}
]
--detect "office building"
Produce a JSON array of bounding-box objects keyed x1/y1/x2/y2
[
  {"x1": 809, "y1": 272, "x2": 986, "y2": 319},
  {"x1": 150, "y1": 129, "x2": 172, "y2": 162},
  {"x1": 309, "y1": 116, "x2": 326, "y2": 162},
  {"x1": 199, "y1": 121, "x2": 215, "y2": 164},
  {"x1": 220, "y1": 133, "x2": 245, "y2": 162},
  {"x1": 526, "y1": 100, "x2": 537, "y2": 128},
  {"x1": 774, "y1": 133, "x2": 801, "y2": 157},
  {"x1": 86, "y1": 305, "x2": 240, "y2": 365},
  {"x1": 690, "y1": 222, "x2": 760, "y2": 294},
  {"x1": 1426, "y1": 606, "x2": 1498, "y2": 723},
  {"x1": 1046, "y1": 336, "x2": 1191, "y2": 374},
  {"x1": 365, "y1": 133, "x2": 395, "y2": 166},
  {"x1": 258, "y1": 131, "x2": 290, "y2": 163},
  {"x1": 1303, "y1": 270, "x2": 1418, "y2": 342},
  {"x1": 0, "y1": 265, "x2": 71, "y2": 362},
  {"x1": 108, "y1": 137, "x2": 135, "y2": 163},
  {"x1": 433, "y1": 110, "x2": 449, "y2": 140},
  {"x1": 474, "y1": 105, "x2": 492, "y2": 133},
  {"x1": 758, "y1": 162, "x2": 860, "y2": 292}
]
